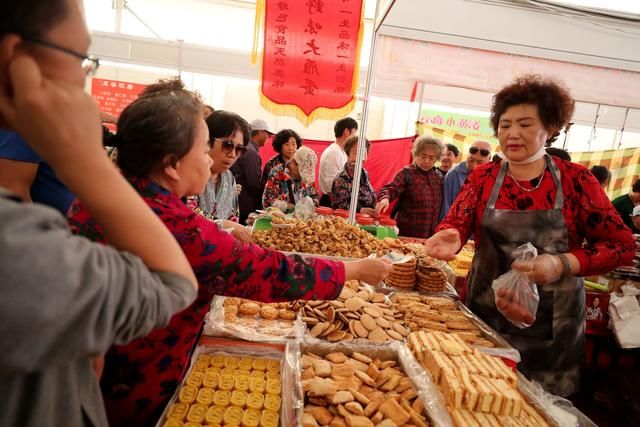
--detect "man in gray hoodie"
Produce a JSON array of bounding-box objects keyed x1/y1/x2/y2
[{"x1": 0, "y1": 1, "x2": 198, "y2": 426}]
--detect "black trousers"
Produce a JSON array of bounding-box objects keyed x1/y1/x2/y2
[{"x1": 319, "y1": 194, "x2": 331, "y2": 207}]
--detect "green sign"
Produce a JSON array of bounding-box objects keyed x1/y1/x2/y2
[{"x1": 420, "y1": 108, "x2": 494, "y2": 140}]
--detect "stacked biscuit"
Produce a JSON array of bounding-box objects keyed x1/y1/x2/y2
[
  {"x1": 416, "y1": 259, "x2": 448, "y2": 293},
  {"x1": 300, "y1": 350, "x2": 430, "y2": 427},
  {"x1": 449, "y1": 249, "x2": 474, "y2": 278},
  {"x1": 385, "y1": 258, "x2": 417, "y2": 289},
  {"x1": 391, "y1": 294, "x2": 495, "y2": 348},
  {"x1": 408, "y1": 331, "x2": 549, "y2": 427},
  {"x1": 163, "y1": 353, "x2": 282, "y2": 427},
  {"x1": 223, "y1": 298, "x2": 302, "y2": 337},
  {"x1": 300, "y1": 284, "x2": 409, "y2": 343}
]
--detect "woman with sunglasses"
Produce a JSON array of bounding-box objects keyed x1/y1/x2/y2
[
  {"x1": 194, "y1": 110, "x2": 251, "y2": 242},
  {"x1": 260, "y1": 128, "x2": 301, "y2": 188},
  {"x1": 67, "y1": 88, "x2": 391, "y2": 427},
  {"x1": 262, "y1": 145, "x2": 319, "y2": 211},
  {"x1": 426, "y1": 75, "x2": 634, "y2": 397},
  {"x1": 440, "y1": 140, "x2": 492, "y2": 219}
]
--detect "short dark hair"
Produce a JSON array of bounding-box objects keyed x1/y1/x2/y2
[
  {"x1": 343, "y1": 135, "x2": 371, "y2": 157},
  {"x1": 334, "y1": 117, "x2": 358, "y2": 138},
  {"x1": 1, "y1": 0, "x2": 68, "y2": 38},
  {"x1": 272, "y1": 129, "x2": 302, "y2": 154},
  {"x1": 445, "y1": 143, "x2": 460, "y2": 157},
  {"x1": 546, "y1": 147, "x2": 572, "y2": 162},
  {"x1": 115, "y1": 91, "x2": 202, "y2": 178},
  {"x1": 633, "y1": 179, "x2": 640, "y2": 193},
  {"x1": 491, "y1": 75, "x2": 574, "y2": 144},
  {"x1": 590, "y1": 165, "x2": 611, "y2": 186},
  {"x1": 206, "y1": 110, "x2": 250, "y2": 145}
]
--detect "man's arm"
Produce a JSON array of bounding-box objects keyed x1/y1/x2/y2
[{"x1": 0, "y1": 158, "x2": 37, "y2": 201}]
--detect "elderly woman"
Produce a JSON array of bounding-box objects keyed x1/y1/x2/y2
[
  {"x1": 375, "y1": 137, "x2": 444, "y2": 238},
  {"x1": 425, "y1": 75, "x2": 635, "y2": 397},
  {"x1": 261, "y1": 129, "x2": 301, "y2": 187},
  {"x1": 197, "y1": 111, "x2": 245, "y2": 222},
  {"x1": 67, "y1": 89, "x2": 391, "y2": 427},
  {"x1": 262, "y1": 145, "x2": 319, "y2": 210},
  {"x1": 330, "y1": 135, "x2": 377, "y2": 216}
]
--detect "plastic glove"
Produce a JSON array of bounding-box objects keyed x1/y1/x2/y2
[
  {"x1": 423, "y1": 229, "x2": 462, "y2": 261},
  {"x1": 495, "y1": 287, "x2": 536, "y2": 326},
  {"x1": 225, "y1": 220, "x2": 253, "y2": 244},
  {"x1": 511, "y1": 253, "x2": 565, "y2": 286},
  {"x1": 359, "y1": 207, "x2": 379, "y2": 218},
  {"x1": 375, "y1": 198, "x2": 390, "y2": 214},
  {"x1": 344, "y1": 258, "x2": 392, "y2": 286}
]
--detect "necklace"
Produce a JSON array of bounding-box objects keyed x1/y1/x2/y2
[{"x1": 508, "y1": 168, "x2": 545, "y2": 193}]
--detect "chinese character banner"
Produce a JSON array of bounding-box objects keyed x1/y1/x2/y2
[
  {"x1": 91, "y1": 78, "x2": 146, "y2": 118},
  {"x1": 255, "y1": 0, "x2": 365, "y2": 126}
]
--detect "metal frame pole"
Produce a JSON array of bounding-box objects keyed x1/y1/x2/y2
[{"x1": 348, "y1": 0, "x2": 382, "y2": 224}]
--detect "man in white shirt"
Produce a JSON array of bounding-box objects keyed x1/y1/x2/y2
[{"x1": 319, "y1": 117, "x2": 358, "y2": 206}]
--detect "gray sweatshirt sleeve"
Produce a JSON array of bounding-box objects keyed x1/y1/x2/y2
[{"x1": 0, "y1": 196, "x2": 197, "y2": 374}]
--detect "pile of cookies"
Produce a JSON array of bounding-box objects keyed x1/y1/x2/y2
[
  {"x1": 163, "y1": 353, "x2": 282, "y2": 427},
  {"x1": 222, "y1": 298, "x2": 302, "y2": 337},
  {"x1": 408, "y1": 331, "x2": 549, "y2": 427},
  {"x1": 416, "y1": 259, "x2": 448, "y2": 293},
  {"x1": 300, "y1": 284, "x2": 409, "y2": 343},
  {"x1": 253, "y1": 217, "x2": 406, "y2": 258},
  {"x1": 300, "y1": 350, "x2": 430, "y2": 427},
  {"x1": 390, "y1": 294, "x2": 495, "y2": 348},
  {"x1": 385, "y1": 258, "x2": 417, "y2": 290}
]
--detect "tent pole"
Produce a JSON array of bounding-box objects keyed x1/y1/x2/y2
[
  {"x1": 348, "y1": 0, "x2": 381, "y2": 225},
  {"x1": 416, "y1": 82, "x2": 425, "y2": 123},
  {"x1": 616, "y1": 107, "x2": 629, "y2": 150}
]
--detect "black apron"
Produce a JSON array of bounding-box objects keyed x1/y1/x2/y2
[{"x1": 466, "y1": 155, "x2": 584, "y2": 397}]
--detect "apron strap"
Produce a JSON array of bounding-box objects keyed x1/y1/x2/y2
[
  {"x1": 488, "y1": 155, "x2": 564, "y2": 210},
  {"x1": 487, "y1": 160, "x2": 510, "y2": 209}
]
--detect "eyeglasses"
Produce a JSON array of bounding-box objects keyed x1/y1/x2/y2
[
  {"x1": 213, "y1": 138, "x2": 246, "y2": 156},
  {"x1": 21, "y1": 35, "x2": 100, "y2": 76},
  {"x1": 469, "y1": 147, "x2": 490, "y2": 157}
]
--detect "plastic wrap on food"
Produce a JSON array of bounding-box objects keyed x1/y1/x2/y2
[
  {"x1": 288, "y1": 338, "x2": 454, "y2": 427},
  {"x1": 155, "y1": 337, "x2": 294, "y2": 427},
  {"x1": 203, "y1": 296, "x2": 305, "y2": 343}
]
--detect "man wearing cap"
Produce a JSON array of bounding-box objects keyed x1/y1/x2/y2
[
  {"x1": 440, "y1": 140, "x2": 492, "y2": 219},
  {"x1": 231, "y1": 119, "x2": 273, "y2": 224}
]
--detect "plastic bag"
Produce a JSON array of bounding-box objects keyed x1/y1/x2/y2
[
  {"x1": 294, "y1": 196, "x2": 315, "y2": 221},
  {"x1": 491, "y1": 242, "x2": 540, "y2": 329}
]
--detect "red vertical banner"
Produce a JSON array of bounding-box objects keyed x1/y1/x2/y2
[
  {"x1": 256, "y1": 0, "x2": 365, "y2": 126},
  {"x1": 91, "y1": 78, "x2": 146, "y2": 118}
]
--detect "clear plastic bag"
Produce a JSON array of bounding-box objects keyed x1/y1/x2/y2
[
  {"x1": 491, "y1": 242, "x2": 540, "y2": 329},
  {"x1": 293, "y1": 195, "x2": 315, "y2": 221}
]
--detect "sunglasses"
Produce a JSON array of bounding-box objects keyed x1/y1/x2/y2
[
  {"x1": 213, "y1": 138, "x2": 246, "y2": 156},
  {"x1": 469, "y1": 147, "x2": 490, "y2": 157}
]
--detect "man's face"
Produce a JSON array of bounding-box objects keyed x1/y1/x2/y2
[
  {"x1": 1, "y1": 0, "x2": 91, "y2": 90},
  {"x1": 466, "y1": 142, "x2": 491, "y2": 171},
  {"x1": 440, "y1": 148, "x2": 456, "y2": 171}
]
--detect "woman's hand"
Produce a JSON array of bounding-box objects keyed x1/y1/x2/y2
[
  {"x1": 511, "y1": 253, "x2": 569, "y2": 285},
  {"x1": 423, "y1": 229, "x2": 462, "y2": 261},
  {"x1": 344, "y1": 258, "x2": 392, "y2": 286},
  {"x1": 235, "y1": 184, "x2": 242, "y2": 195},
  {"x1": 360, "y1": 207, "x2": 379, "y2": 218},
  {"x1": 224, "y1": 220, "x2": 253, "y2": 244},
  {"x1": 375, "y1": 198, "x2": 390, "y2": 214},
  {"x1": 495, "y1": 288, "x2": 536, "y2": 325}
]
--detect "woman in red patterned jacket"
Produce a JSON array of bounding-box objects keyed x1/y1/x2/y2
[
  {"x1": 425, "y1": 75, "x2": 634, "y2": 397},
  {"x1": 67, "y1": 88, "x2": 391, "y2": 427}
]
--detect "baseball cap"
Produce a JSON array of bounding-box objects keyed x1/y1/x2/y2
[
  {"x1": 632, "y1": 205, "x2": 640, "y2": 217},
  {"x1": 250, "y1": 119, "x2": 273, "y2": 134}
]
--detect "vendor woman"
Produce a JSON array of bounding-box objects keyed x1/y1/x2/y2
[{"x1": 425, "y1": 75, "x2": 634, "y2": 397}]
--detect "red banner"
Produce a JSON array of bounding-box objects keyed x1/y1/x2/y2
[
  {"x1": 91, "y1": 78, "x2": 146, "y2": 118},
  {"x1": 259, "y1": 136, "x2": 414, "y2": 191},
  {"x1": 257, "y1": 0, "x2": 364, "y2": 125}
]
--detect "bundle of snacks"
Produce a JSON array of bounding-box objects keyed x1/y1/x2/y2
[
  {"x1": 253, "y1": 217, "x2": 405, "y2": 258},
  {"x1": 408, "y1": 331, "x2": 549, "y2": 427},
  {"x1": 297, "y1": 342, "x2": 434, "y2": 427},
  {"x1": 391, "y1": 294, "x2": 496, "y2": 348},
  {"x1": 300, "y1": 283, "x2": 408, "y2": 343},
  {"x1": 416, "y1": 259, "x2": 448, "y2": 293},
  {"x1": 158, "y1": 340, "x2": 293, "y2": 427},
  {"x1": 203, "y1": 297, "x2": 303, "y2": 342},
  {"x1": 386, "y1": 257, "x2": 417, "y2": 290},
  {"x1": 448, "y1": 247, "x2": 474, "y2": 278}
]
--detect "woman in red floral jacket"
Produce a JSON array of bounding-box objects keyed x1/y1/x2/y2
[{"x1": 67, "y1": 88, "x2": 391, "y2": 427}]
